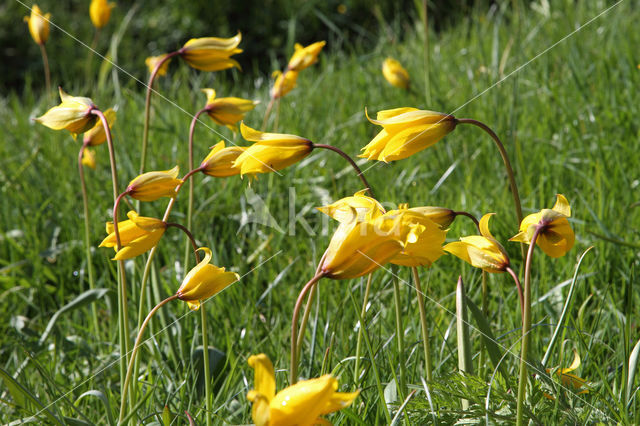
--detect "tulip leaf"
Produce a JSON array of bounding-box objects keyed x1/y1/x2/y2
[
  {"x1": 191, "y1": 346, "x2": 227, "y2": 395},
  {"x1": 0, "y1": 367, "x2": 63, "y2": 424},
  {"x1": 39, "y1": 288, "x2": 109, "y2": 345},
  {"x1": 75, "y1": 390, "x2": 115, "y2": 426}
]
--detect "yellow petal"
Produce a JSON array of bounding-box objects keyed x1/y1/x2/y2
[
  {"x1": 552, "y1": 194, "x2": 571, "y2": 217},
  {"x1": 176, "y1": 247, "x2": 239, "y2": 306},
  {"x1": 269, "y1": 375, "x2": 336, "y2": 425},
  {"x1": 126, "y1": 166, "x2": 182, "y2": 201},
  {"x1": 248, "y1": 354, "x2": 276, "y2": 402}
]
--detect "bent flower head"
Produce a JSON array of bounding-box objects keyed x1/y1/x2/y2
[
  {"x1": 126, "y1": 166, "x2": 182, "y2": 201},
  {"x1": 200, "y1": 141, "x2": 245, "y2": 178},
  {"x1": 35, "y1": 88, "x2": 97, "y2": 136},
  {"x1": 287, "y1": 41, "x2": 326, "y2": 72},
  {"x1": 201, "y1": 88, "x2": 258, "y2": 130},
  {"x1": 99, "y1": 211, "x2": 166, "y2": 260},
  {"x1": 180, "y1": 33, "x2": 242, "y2": 72}
]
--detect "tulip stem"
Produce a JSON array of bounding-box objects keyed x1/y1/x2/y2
[
  {"x1": 506, "y1": 266, "x2": 524, "y2": 319},
  {"x1": 354, "y1": 273, "x2": 373, "y2": 384},
  {"x1": 454, "y1": 210, "x2": 480, "y2": 231},
  {"x1": 39, "y1": 43, "x2": 51, "y2": 97},
  {"x1": 201, "y1": 302, "x2": 212, "y2": 426},
  {"x1": 516, "y1": 226, "x2": 542, "y2": 426},
  {"x1": 312, "y1": 144, "x2": 376, "y2": 199},
  {"x1": 291, "y1": 273, "x2": 325, "y2": 384},
  {"x1": 456, "y1": 119, "x2": 523, "y2": 228},
  {"x1": 78, "y1": 142, "x2": 99, "y2": 335},
  {"x1": 184, "y1": 108, "x2": 209, "y2": 273},
  {"x1": 118, "y1": 294, "x2": 179, "y2": 424},
  {"x1": 392, "y1": 274, "x2": 407, "y2": 397},
  {"x1": 412, "y1": 267, "x2": 432, "y2": 382},
  {"x1": 167, "y1": 223, "x2": 201, "y2": 263},
  {"x1": 261, "y1": 97, "x2": 275, "y2": 131},
  {"x1": 140, "y1": 50, "x2": 181, "y2": 175}
]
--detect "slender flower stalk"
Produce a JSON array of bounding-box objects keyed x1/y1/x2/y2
[
  {"x1": 412, "y1": 266, "x2": 432, "y2": 381},
  {"x1": 516, "y1": 226, "x2": 542, "y2": 426},
  {"x1": 78, "y1": 142, "x2": 99, "y2": 333},
  {"x1": 200, "y1": 299, "x2": 211, "y2": 426},
  {"x1": 312, "y1": 144, "x2": 375, "y2": 198},
  {"x1": 392, "y1": 273, "x2": 406, "y2": 396},
  {"x1": 354, "y1": 273, "x2": 373, "y2": 384},
  {"x1": 295, "y1": 253, "x2": 328, "y2": 357},
  {"x1": 39, "y1": 43, "x2": 51, "y2": 96},
  {"x1": 290, "y1": 273, "x2": 325, "y2": 384},
  {"x1": 506, "y1": 265, "x2": 524, "y2": 317}
]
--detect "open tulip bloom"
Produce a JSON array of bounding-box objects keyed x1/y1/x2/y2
[
  {"x1": 510, "y1": 194, "x2": 574, "y2": 258},
  {"x1": 287, "y1": 41, "x2": 326, "y2": 72},
  {"x1": 247, "y1": 353, "x2": 358, "y2": 426},
  {"x1": 35, "y1": 88, "x2": 97, "y2": 136},
  {"x1": 360, "y1": 107, "x2": 457, "y2": 162},
  {"x1": 317, "y1": 189, "x2": 385, "y2": 224},
  {"x1": 99, "y1": 211, "x2": 166, "y2": 260}
]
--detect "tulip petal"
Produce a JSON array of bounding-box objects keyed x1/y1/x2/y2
[
  {"x1": 248, "y1": 354, "x2": 276, "y2": 401},
  {"x1": 552, "y1": 194, "x2": 571, "y2": 217}
]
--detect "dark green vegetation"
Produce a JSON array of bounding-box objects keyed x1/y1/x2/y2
[{"x1": 1, "y1": 0, "x2": 639, "y2": 424}]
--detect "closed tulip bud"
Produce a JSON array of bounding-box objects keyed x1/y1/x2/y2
[
  {"x1": 180, "y1": 33, "x2": 242, "y2": 72},
  {"x1": 176, "y1": 247, "x2": 239, "y2": 310},
  {"x1": 408, "y1": 206, "x2": 457, "y2": 229},
  {"x1": 24, "y1": 5, "x2": 50, "y2": 45},
  {"x1": 126, "y1": 166, "x2": 182, "y2": 201},
  {"x1": 444, "y1": 213, "x2": 510, "y2": 273},
  {"x1": 34, "y1": 88, "x2": 97, "y2": 136},
  {"x1": 270, "y1": 70, "x2": 298, "y2": 99},
  {"x1": 247, "y1": 353, "x2": 358, "y2": 426},
  {"x1": 233, "y1": 123, "x2": 313, "y2": 177},
  {"x1": 510, "y1": 194, "x2": 574, "y2": 258},
  {"x1": 83, "y1": 108, "x2": 116, "y2": 146},
  {"x1": 145, "y1": 54, "x2": 171, "y2": 76},
  {"x1": 201, "y1": 89, "x2": 258, "y2": 130},
  {"x1": 382, "y1": 57, "x2": 410, "y2": 90},
  {"x1": 99, "y1": 211, "x2": 166, "y2": 260},
  {"x1": 287, "y1": 41, "x2": 326, "y2": 72},
  {"x1": 200, "y1": 141, "x2": 245, "y2": 177},
  {"x1": 82, "y1": 148, "x2": 97, "y2": 169},
  {"x1": 89, "y1": 0, "x2": 115, "y2": 29}
]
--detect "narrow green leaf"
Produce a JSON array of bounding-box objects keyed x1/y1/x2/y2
[
  {"x1": 627, "y1": 338, "x2": 640, "y2": 405},
  {"x1": 75, "y1": 390, "x2": 115, "y2": 426},
  {"x1": 0, "y1": 367, "x2": 62, "y2": 425}
]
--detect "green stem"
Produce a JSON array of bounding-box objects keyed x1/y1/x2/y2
[
  {"x1": 167, "y1": 223, "x2": 200, "y2": 264},
  {"x1": 39, "y1": 43, "x2": 51, "y2": 97},
  {"x1": 516, "y1": 226, "x2": 541, "y2": 426},
  {"x1": 354, "y1": 273, "x2": 373, "y2": 384},
  {"x1": 506, "y1": 266, "x2": 524, "y2": 319},
  {"x1": 184, "y1": 108, "x2": 209, "y2": 272},
  {"x1": 291, "y1": 273, "x2": 325, "y2": 384},
  {"x1": 392, "y1": 273, "x2": 406, "y2": 397},
  {"x1": 201, "y1": 302, "x2": 211, "y2": 426},
  {"x1": 140, "y1": 50, "x2": 181, "y2": 175},
  {"x1": 78, "y1": 142, "x2": 99, "y2": 335},
  {"x1": 421, "y1": 0, "x2": 430, "y2": 105},
  {"x1": 296, "y1": 252, "x2": 328, "y2": 355},
  {"x1": 412, "y1": 267, "x2": 432, "y2": 382},
  {"x1": 118, "y1": 294, "x2": 178, "y2": 424},
  {"x1": 312, "y1": 144, "x2": 376, "y2": 199},
  {"x1": 261, "y1": 96, "x2": 275, "y2": 131}
]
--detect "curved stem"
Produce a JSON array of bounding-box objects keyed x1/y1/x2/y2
[
  {"x1": 184, "y1": 108, "x2": 209, "y2": 271},
  {"x1": 354, "y1": 273, "x2": 373, "y2": 384},
  {"x1": 39, "y1": 43, "x2": 51, "y2": 96},
  {"x1": 167, "y1": 223, "x2": 200, "y2": 263},
  {"x1": 112, "y1": 191, "x2": 128, "y2": 251},
  {"x1": 140, "y1": 50, "x2": 181, "y2": 175},
  {"x1": 516, "y1": 226, "x2": 541, "y2": 426},
  {"x1": 506, "y1": 266, "x2": 524, "y2": 319},
  {"x1": 118, "y1": 294, "x2": 178, "y2": 424},
  {"x1": 78, "y1": 142, "x2": 99, "y2": 334},
  {"x1": 456, "y1": 119, "x2": 523, "y2": 225},
  {"x1": 312, "y1": 144, "x2": 376, "y2": 199},
  {"x1": 291, "y1": 273, "x2": 325, "y2": 384},
  {"x1": 295, "y1": 251, "x2": 328, "y2": 355},
  {"x1": 412, "y1": 267, "x2": 432, "y2": 382},
  {"x1": 454, "y1": 210, "x2": 480, "y2": 231}
]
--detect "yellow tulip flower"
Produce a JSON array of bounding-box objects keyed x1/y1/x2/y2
[
  {"x1": 125, "y1": 166, "x2": 182, "y2": 201},
  {"x1": 34, "y1": 88, "x2": 97, "y2": 136},
  {"x1": 287, "y1": 41, "x2": 326, "y2": 72},
  {"x1": 200, "y1": 141, "x2": 245, "y2": 177},
  {"x1": 382, "y1": 57, "x2": 410, "y2": 90},
  {"x1": 82, "y1": 148, "x2": 97, "y2": 170},
  {"x1": 247, "y1": 353, "x2": 358, "y2": 426},
  {"x1": 510, "y1": 194, "x2": 574, "y2": 258},
  {"x1": 408, "y1": 206, "x2": 457, "y2": 229},
  {"x1": 233, "y1": 123, "x2": 313, "y2": 177},
  {"x1": 270, "y1": 70, "x2": 298, "y2": 99},
  {"x1": 201, "y1": 89, "x2": 258, "y2": 130},
  {"x1": 180, "y1": 34, "x2": 242, "y2": 72},
  {"x1": 444, "y1": 213, "x2": 510, "y2": 273},
  {"x1": 24, "y1": 5, "x2": 50, "y2": 45},
  {"x1": 145, "y1": 54, "x2": 171, "y2": 76},
  {"x1": 360, "y1": 107, "x2": 457, "y2": 162},
  {"x1": 99, "y1": 211, "x2": 166, "y2": 260},
  {"x1": 83, "y1": 108, "x2": 116, "y2": 146},
  {"x1": 175, "y1": 247, "x2": 239, "y2": 310},
  {"x1": 89, "y1": 0, "x2": 115, "y2": 29},
  {"x1": 317, "y1": 189, "x2": 385, "y2": 224}
]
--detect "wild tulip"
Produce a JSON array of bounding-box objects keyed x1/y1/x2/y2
[
  {"x1": 382, "y1": 57, "x2": 410, "y2": 89},
  {"x1": 201, "y1": 88, "x2": 258, "y2": 130},
  {"x1": 99, "y1": 211, "x2": 166, "y2": 260},
  {"x1": 200, "y1": 141, "x2": 245, "y2": 177},
  {"x1": 89, "y1": 0, "x2": 115, "y2": 29},
  {"x1": 145, "y1": 54, "x2": 171, "y2": 76},
  {"x1": 287, "y1": 41, "x2": 326, "y2": 71},
  {"x1": 83, "y1": 108, "x2": 116, "y2": 146},
  {"x1": 24, "y1": 5, "x2": 50, "y2": 45},
  {"x1": 34, "y1": 88, "x2": 97, "y2": 136},
  {"x1": 270, "y1": 70, "x2": 299, "y2": 99},
  {"x1": 125, "y1": 166, "x2": 182, "y2": 201},
  {"x1": 180, "y1": 34, "x2": 242, "y2": 72}
]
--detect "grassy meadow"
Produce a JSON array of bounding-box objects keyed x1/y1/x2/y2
[{"x1": 1, "y1": 0, "x2": 639, "y2": 424}]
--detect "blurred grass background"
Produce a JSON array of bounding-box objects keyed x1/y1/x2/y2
[{"x1": 1, "y1": 0, "x2": 639, "y2": 424}]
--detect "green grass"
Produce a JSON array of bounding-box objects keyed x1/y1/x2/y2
[{"x1": 1, "y1": 0, "x2": 639, "y2": 424}]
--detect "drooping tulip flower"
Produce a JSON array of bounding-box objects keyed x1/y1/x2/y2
[
  {"x1": 444, "y1": 213, "x2": 510, "y2": 273},
  {"x1": 24, "y1": 5, "x2": 50, "y2": 45},
  {"x1": 270, "y1": 70, "x2": 299, "y2": 99},
  {"x1": 99, "y1": 211, "x2": 166, "y2": 260},
  {"x1": 510, "y1": 194, "x2": 574, "y2": 258},
  {"x1": 287, "y1": 41, "x2": 326, "y2": 72},
  {"x1": 176, "y1": 247, "x2": 239, "y2": 310},
  {"x1": 82, "y1": 148, "x2": 97, "y2": 169},
  {"x1": 199, "y1": 141, "x2": 245, "y2": 178},
  {"x1": 317, "y1": 189, "x2": 385, "y2": 224},
  {"x1": 408, "y1": 206, "x2": 457, "y2": 229},
  {"x1": 180, "y1": 33, "x2": 242, "y2": 72},
  {"x1": 360, "y1": 107, "x2": 456, "y2": 162},
  {"x1": 145, "y1": 54, "x2": 171, "y2": 76},
  {"x1": 89, "y1": 0, "x2": 115, "y2": 29},
  {"x1": 233, "y1": 123, "x2": 313, "y2": 177},
  {"x1": 382, "y1": 57, "x2": 410, "y2": 90},
  {"x1": 247, "y1": 353, "x2": 358, "y2": 426},
  {"x1": 83, "y1": 108, "x2": 116, "y2": 146},
  {"x1": 201, "y1": 89, "x2": 258, "y2": 130},
  {"x1": 34, "y1": 88, "x2": 97, "y2": 136},
  {"x1": 125, "y1": 166, "x2": 182, "y2": 201}
]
